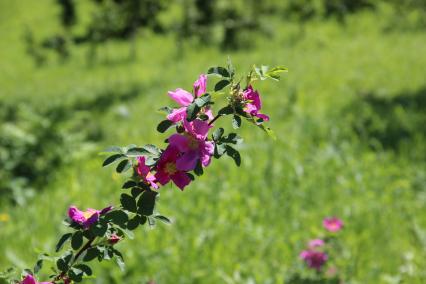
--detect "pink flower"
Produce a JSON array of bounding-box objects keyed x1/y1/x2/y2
[
  {"x1": 137, "y1": 156, "x2": 158, "y2": 189},
  {"x1": 167, "y1": 74, "x2": 209, "y2": 123},
  {"x1": 242, "y1": 85, "x2": 269, "y2": 122},
  {"x1": 68, "y1": 205, "x2": 112, "y2": 229},
  {"x1": 108, "y1": 233, "x2": 121, "y2": 245},
  {"x1": 21, "y1": 275, "x2": 52, "y2": 284},
  {"x1": 308, "y1": 239, "x2": 325, "y2": 248},
  {"x1": 155, "y1": 145, "x2": 191, "y2": 190},
  {"x1": 300, "y1": 250, "x2": 328, "y2": 271},
  {"x1": 323, "y1": 217, "x2": 344, "y2": 232}
]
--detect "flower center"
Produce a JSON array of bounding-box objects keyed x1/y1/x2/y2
[
  {"x1": 165, "y1": 162, "x2": 177, "y2": 175},
  {"x1": 82, "y1": 211, "x2": 94, "y2": 219},
  {"x1": 187, "y1": 136, "x2": 199, "y2": 150}
]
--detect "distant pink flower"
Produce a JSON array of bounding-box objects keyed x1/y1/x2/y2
[
  {"x1": 68, "y1": 205, "x2": 112, "y2": 229},
  {"x1": 108, "y1": 233, "x2": 121, "y2": 245},
  {"x1": 155, "y1": 145, "x2": 191, "y2": 190},
  {"x1": 137, "y1": 156, "x2": 158, "y2": 189},
  {"x1": 300, "y1": 250, "x2": 328, "y2": 271},
  {"x1": 242, "y1": 85, "x2": 269, "y2": 122},
  {"x1": 167, "y1": 74, "x2": 209, "y2": 123},
  {"x1": 323, "y1": 217, "x2": 344, "y2": 232},
  {"x1": 308, "y1": 239, "x2": 325, "y2": 248},
  {"x1": 21, "y1": 275, "x2": 52, "y2": 284}
]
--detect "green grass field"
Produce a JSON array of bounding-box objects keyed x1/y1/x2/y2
[{"x1": 1, "y1": 1, "x2": 425, "y2": 283}]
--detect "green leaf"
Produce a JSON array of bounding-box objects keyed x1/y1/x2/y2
[
  {"x1": 232, "y1": 115, "x2": 242, "y2": 129},
  {"x1": 157, "y1": 119, "x2": 174, "y2": 133},
  {"x1": 186, "y1": 102, "x2": 200, "y2": 121},
  {"x1": 212, "y1": 127, "x2": 224, "y2": 141},
  {"x1": 71, "y1": 231, "x2": 84, "y2": 250},
  {"x1": 103, "y1": 146, "x2": 123, "y2": 153},
  {"x1": 265, "y1": 65, "x2": 288, "y2": 81},
  {"x1": 74, "y1": 264, "x2": 92, "y2": 276},
  {"x1": 141, "y1": 144, "x2": 161, "y2": 156},
  {"x1": 104, "y1": 210, "x2": 128, "y2": 226},
  {"x1": 225, "y1": 145, "x2": 241, "y2": 166},
  {"x1": 125, "y1": 147, "x2": 145, "y2": 157},
  {"x1": 116, "y1": 159, "x2": 131, "y2": 173},
  {"x1": 218, "y1": 105, "x2": 234, "y2": 116},
  {"x1": 69, "y1": 267, "x2": 83, "y2": 282},
  {"x1": 90, "y1": 221, "x2": 108, "y2": 237},
  {"x1": 158, "y1": 106, "x2": 172, "y2": 114},
  {"x1": 102, "y1": 154, "x2": 124, "y2": 167},
  {"x1": 126, "y1": 216, "x2": 140, "y2": 230},
  {"x1": 114, "y1": 255, "x2": 125, "y2": 272},
  {"x1": 122, "y1": 180, "x2": 137, "y2": 189},
  {"x1": 186, "y1": 172, "x2": 195, "y2": 181},
  {"x1": 214, "y1": 143, "x2": 227, "y2": 158},
  {"x1": 55, "y1": 233, "x2": 72, "y2": 252},
  {"x1": 120, "y1": 194, "x2": 137, "y2": 213},
  {"x1": 154, "y1": 215, "x2": 171, "y2": 224},
  {"x1": 34, "y1": 259, "x2": 43, "y2": 274},
  {"x1": 131, "y1": 187, "x2": 143, "y2": 198},
  {"x1": 214, "y1": 80, "x2": 230, "y2": 92},
  {"x1": 207, "y1": 66, "x2": 230, "y2": 78},
  {"x1": 137, "y1": 190, "x2": 157, "y2": 216},
  {"x1": 56, "y1": 251, "x2": 73, "y2": 272},
  {"x1": 194, "y1": 160, "x2": 203, "y2": 176},
  {"x1": 83, "y1": 247, "x2": 99, "y2": 262},
  {"x1": 194, "y1": 93, "x2": 211, "y2": 107}
]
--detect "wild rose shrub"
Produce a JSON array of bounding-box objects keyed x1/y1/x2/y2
[
  {"x1": 2, "y1": 61, "x2": 287, "y2": 283},
  {"x1": 288, "y1": 217, "x2": 344, "y2": 283}
]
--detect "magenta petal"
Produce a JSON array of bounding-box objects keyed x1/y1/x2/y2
[
  {"x1": 167, "y1": 107, "x2": 187, "y2": 123},
  {"x1": 168, "y1": 88, "x2": 193, "y2": 106},
  {"x1": 68, "y1": 206, "x2": 86, "y2": 224},
  {"x1": 176, "y1": 151, "x2": 199, "y2": 171},
  {"x1": 193, "y1": 74, "x2": 207, "y2": 97},
  {"x1": 83, "y1": 211, "x2": 99, "y2": 229},
  {"x1": 170, "y1": 172, "x2": 191, "y2": 190},
  {"x1": 256, "y1": 113, "x2": 269, "y2": 121},
  {"x1": 200, "y1": 141, "x2": 214, "y2": 167},
  {"x1": 183, "y1": 119, "x2": 211, "y2": 140},
  {"x1": 168, "y1": 133, "x2": 190, "y2": 152},
  {"x1": 155, "y1": 170, "x2": 171, "y2": 185},
  {"x1": 22, "y1": 275, "x2": 37, "y2": 284},
  {"x1": 100, "y1": 206, "x2": 113, "y2": 215}
]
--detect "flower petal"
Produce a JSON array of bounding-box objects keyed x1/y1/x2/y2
[
  {"x1": 155, "y1": 170, "x2": 171, "y2": 185},
  {"x1": 176, "y1": 151, "x2": 198, "y2": 171},
  {"x1": 170, "y1": 172, "x2": 191, "y2": 190},
  {"x1": 167, "y1": 107, "x2": 187, "y2": 123},
  {"x1": 168, "y1": 133, "x2": 190, "y2": 153},
  {"x1": 168, "y1": 88, "x2": 193, "y2": 106},
  {"x1": 193, "y1": 74, "x2": 207, "y2": 97},
  {"x1": 22, "y1": 275, "x2": 37, "y2": 284},
  {"x1": 68, "y1": 206, "x2": 86, "y2": 224},
  {"x1": 200, "y1": 141, "x2": 214, "y2": 167}
]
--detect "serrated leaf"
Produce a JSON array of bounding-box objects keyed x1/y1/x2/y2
[
  {"x1": 102, "y1": 154, "x2": 124, "y2": 167},
  {"x1": 116, "y1": 159, "x2": 131, "y2": 173},
  {"x1": 212, "y1": 127, "x2": 224, "y2": 141},
  {"x1": 218, "y1": 105, "x2": 234, "y2": 116},
  {"x1": 125, "y1": 147, "x2": 145, "y2": 157},
  {"x1": 207, "y1": 66, "x2": 230, "y2": 78},
  {"x1": 120, "y1": 194, "x2": 137, "y2": 213},
  {"x1": 55, "y1": 233, "x2": 72, "y2": 252},
  {"x1": 186, "y1": 102, "x2": 200, "y2": 121},
  {"x1": 194, "y1": 93, "x2": 211, "y2": 107},
  {"x1": 141, "y1": 144, "x2": 161, "y2": 156},
  {"x1": 214, "y1": 143, "x2": 227, "y2": 157},
  {"x1": 126, "y1": 216, "x2": 140, "y2": 230},
  {"x1": 74, "y1": 264, "x2": 92, "y2": 276},
  {"x1": 104, "y1": 210, "x2": 129, "y2": 226},
  {"x1": 90, "y1": 221, "x2": 108, "y2": 237},
  {"x1": 157, "y1": 119, "x2": 174, "y2": 133},
  {"x1": 122, "y1": 180, "x2": 137, "y2": 189},
  {"x1": 137, "y1": 190, "x2": 157, "y2": 216},
  {"x1": 83, "y1": 247, "x2": 99, "y2": 262},
  {"x1": 225, "y1": 145, "x2": 241, "y2": 166},
  {"x1": 214, "y1": 80, "x2": 230, "y2": 92},
  {"x1": 154, "y1": 215, "x2": 171, "y2": 224},
  {"x1": 232, "y1": 115, "x2": 241, "y2": 129},
  {"x1": 71, "y1": 231, "x2": 84, "y2": 250}
]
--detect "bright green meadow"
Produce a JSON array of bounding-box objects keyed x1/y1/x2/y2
[{"x1": 0, "y1": 1, "x2": 425, "y2": 283}]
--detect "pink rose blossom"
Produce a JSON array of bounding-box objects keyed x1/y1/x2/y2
[
  {"x1": 155, "y1": 145, "x2": 191, "y2": 190},
  {"x1": 167, "y1": 74, "x2": 209, "y2": 123},
  {"x1": 68, "y1": 205, "x2": 112, "y2": 229},
  {"x1": 300, "y1": 250, "x2": 328, "y2": 271},
  {"x1": 137, "y1": 156, "x2": 158, "y2": 189},
  {"x1": 308, "y1": 239, "x2": 325, "y2": 248},
  {"x1": 242, "y1": 85, "x2": 269, "y2": 122},
  {"x1": 323, "y1": 217, "x2": 344, "y2": 232},
  {"x1": 21, "y1": 275, "x2": 52, "y2": 284}
]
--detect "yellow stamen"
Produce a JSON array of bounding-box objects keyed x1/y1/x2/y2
[{"x1": 165, "y1": 162, "x2": 177, "y2": 175}]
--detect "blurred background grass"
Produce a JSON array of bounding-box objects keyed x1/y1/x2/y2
[{"x1": 0, "y1": 0, "x2": 425, "y2": 283}]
